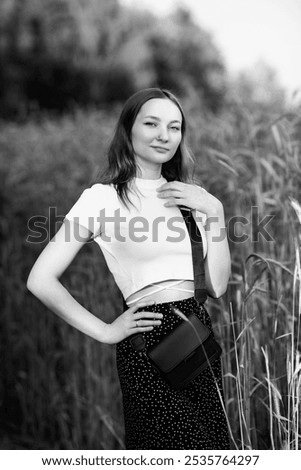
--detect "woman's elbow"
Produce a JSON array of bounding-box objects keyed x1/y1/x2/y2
[
  {"x1": 26, "y1": 272, "x2": 40, "y2": 295},
  {"x1": 26, "y1": 270, "x2": 49, "y2": 296},
  {"x1": 207, "y1": 285, "x2": 228, "y2": 299},
  {"x1": 207, "y1": 271, "x2": 231, "y2": 299}
]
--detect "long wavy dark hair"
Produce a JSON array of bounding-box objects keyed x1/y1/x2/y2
[{"x1": 91, "y1": 88, "x2": 196, "y2": 209}]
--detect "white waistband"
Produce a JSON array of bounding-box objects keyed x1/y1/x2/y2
[{"x1": 126, "y1": 280, "x2": 194, "y2": 305}]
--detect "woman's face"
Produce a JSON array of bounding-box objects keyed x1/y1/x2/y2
[{"x1": 130, "y1": 98, "x2": 182, "y2": 172}]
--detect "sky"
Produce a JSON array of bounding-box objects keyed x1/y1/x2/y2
[{"x1": 121, "y1": 0, "x2": 301, "y2": 98}]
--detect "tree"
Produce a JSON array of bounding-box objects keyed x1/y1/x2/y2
[
  {"x1": 229, "y1": 60, "x2": 286, "y2": 116},
  {"x1": 115, "y1": 7, "x2": 227, "y2": 112},
  {"x1": 0, "y1": 2, "x2": 228, "y2": 117}
]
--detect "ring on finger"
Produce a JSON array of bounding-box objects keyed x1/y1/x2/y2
[{"x1": 136, "y1": 319, "x2": 139, "y2": 328}]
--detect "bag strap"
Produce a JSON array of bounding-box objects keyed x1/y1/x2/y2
[{"x1": 179, "y1": 207, "x2": 207, "y2": 304}]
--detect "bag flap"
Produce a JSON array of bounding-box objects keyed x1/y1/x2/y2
[{"x1": 148, "y1": 315, "x2": 210, "y2": 372}]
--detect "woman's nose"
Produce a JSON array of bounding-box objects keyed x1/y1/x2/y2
[{"x1": 157, "y1": 127, "x2": 168, "y2": 141}]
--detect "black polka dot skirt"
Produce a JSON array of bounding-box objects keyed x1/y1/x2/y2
[{"x1": 116, "y1": 296, "x2": 230, "y2": 450}]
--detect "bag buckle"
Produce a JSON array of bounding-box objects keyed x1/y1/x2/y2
[{"x1": 129, "y1": 334, "x2": 146, "y2": 352}]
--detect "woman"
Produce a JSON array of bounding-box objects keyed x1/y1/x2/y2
[{"x1": 27, "y1": 88, "x2": 231, "y2": 450}]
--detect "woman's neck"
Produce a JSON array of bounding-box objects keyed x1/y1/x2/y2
[{"x1": 136, "y1": 165, "x2": 162, "y2": 180}]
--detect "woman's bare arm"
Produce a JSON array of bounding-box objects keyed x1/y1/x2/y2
[
  {"x1": 203, "y1": 205, "x2": 231, "y2": 298},
  {"x1": 26, "y1": 221, "x2": 111, "y2": 343},
  {"x1": 26, "y1": 220, "x2": 162, "y2": 344}
]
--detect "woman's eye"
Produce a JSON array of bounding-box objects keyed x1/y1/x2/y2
[{"x1": 144, "y1": 122, "x2": 180, "y2": 131}]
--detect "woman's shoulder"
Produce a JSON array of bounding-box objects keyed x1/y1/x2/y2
[
  {"x1": 69, "y1": 183, "x2": 117, "y2": 209},
  {"x1": 84, "y1": 182, "x2": 116, "y2": 195},
  {"x1": 88, "y1": 181, "x2": 114, "y2": 190},
  {"x1": 65, "y1": 182, "x2": 118, "y2": 223},
  {"x1": 82, "y1": 183, "x2": 119, "y2": 211}
]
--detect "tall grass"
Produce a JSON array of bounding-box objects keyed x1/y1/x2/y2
[
  {"x1": 0, "y1": 104, "x2": 300, "y2": 449},
  {"x1": 203, "y1": 107, "x2": 301, "y2": 449}
]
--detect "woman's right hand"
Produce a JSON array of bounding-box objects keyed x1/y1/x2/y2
[{"x1": 103, "y1": 299, "x2": 163, "y2": 344}]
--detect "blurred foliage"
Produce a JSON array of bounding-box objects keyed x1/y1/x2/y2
[
  {"x1": 230, "y1": 60, "x2": 287, "y2": 117},
  {"x1": 0, "y1": 0, "x2": 231, "y2": 119}
]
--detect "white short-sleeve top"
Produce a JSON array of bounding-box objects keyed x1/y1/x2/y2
[{"x1": 63, "y1": 175, "x2": 207, "y2": 300}]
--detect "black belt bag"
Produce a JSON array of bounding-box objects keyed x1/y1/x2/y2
[{"x1": 146, "y1": 313, "x2": 221, "y2": 389}]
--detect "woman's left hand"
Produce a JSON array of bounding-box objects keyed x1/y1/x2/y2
[{"x1": 156, "y1": 181, "x2": 223, "y2": 217}]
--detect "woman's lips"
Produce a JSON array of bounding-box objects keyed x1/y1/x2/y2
[{"x1": 151, "y1": 146, "x2": 169, "y2": 152}]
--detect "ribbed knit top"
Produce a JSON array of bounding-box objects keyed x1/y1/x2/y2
[{"x1": 64, "y1": 175, "x2": 207, "y2": 299}]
